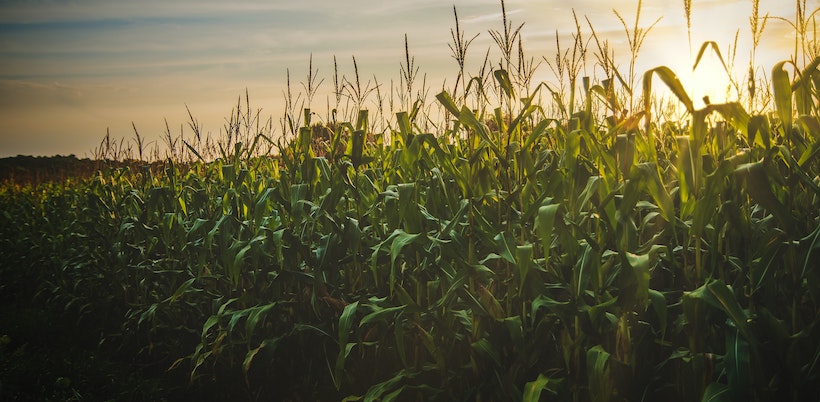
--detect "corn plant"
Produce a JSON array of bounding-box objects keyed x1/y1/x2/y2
[{"x1": 1, "y1": 1, "x2": 818, "y2": 401}]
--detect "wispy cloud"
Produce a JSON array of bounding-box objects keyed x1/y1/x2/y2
[{"x1": 0, "y1": 0, "x2": 807, "y2": 157}]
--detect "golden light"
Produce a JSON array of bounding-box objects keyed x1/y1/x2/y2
[
  {"x1": 686, "y1": 48, "x2": 736, "y2": 107},
  {"x1": 654, "y1": 42, "x2": 740, "y2": 113}
]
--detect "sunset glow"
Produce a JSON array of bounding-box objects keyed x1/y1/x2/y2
[{"x1": 0, "y1": 0, "x2": 803, "y2": 157}]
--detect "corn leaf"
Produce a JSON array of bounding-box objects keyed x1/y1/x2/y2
[
  {"x1": 643, "y1": 66, "x2": 694, "y2": 113},
  {"x1": 625, "y1": 251, "x2": 651, "y2": 308},
  {"x1": 772, "y1": 61, "x2": 793, "y2": 131},
  {"x1": 535, "y1": 204, "x2": 560, "y2": 264},
  {"x1": 725, "y1": 326, "x2": 752, "y2": 399},
  {"x1": 494, "y1": 69, "x2": 514, "y2": 98},
  {"x1": 436, "y1": 91, "x2": 461, "y2": 118},
  {"x1": 335, "y1": 301, "x2": 359, "y2": 388},
  {"x1": 700, "y1": 382, "x2": 732, "y2": 402},
  {"x1": 523, "y1": 374, "x2": 558, "y2": 402}
]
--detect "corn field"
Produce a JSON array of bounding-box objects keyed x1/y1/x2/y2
[{"x1": 1, "y1": 1, "x2": 819, "y2": 401}]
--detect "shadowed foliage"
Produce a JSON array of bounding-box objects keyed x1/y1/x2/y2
[{"x1": 1, "y1": 1, "x2": 818, "y2": 401}]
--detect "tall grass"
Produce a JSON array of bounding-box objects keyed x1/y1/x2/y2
[{"x1": 1, "y1": 0, "x2": 819, "y2": 400}]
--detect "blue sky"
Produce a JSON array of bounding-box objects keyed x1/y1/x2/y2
[{"x1": 0, "y1": 0, "x2": 803, "y2": 157}]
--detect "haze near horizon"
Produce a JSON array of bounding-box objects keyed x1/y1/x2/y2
[{"x1": 0, "y1": 0, "x2": 805, "y2": 158}]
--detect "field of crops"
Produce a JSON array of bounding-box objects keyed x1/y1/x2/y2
[{"x1": 2, "y1": 1, "x2": 819, "y2": 401}]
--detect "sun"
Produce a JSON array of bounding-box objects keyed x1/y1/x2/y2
[
  {"x1": 647, "y1": 40, "x2": 740, "y2": 113},
  {"x1": 670, "y1": 45, "x2": 739, "y2": 110}
]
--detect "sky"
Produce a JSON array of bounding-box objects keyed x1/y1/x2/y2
[{"x1": 0, "y1": 0, "x2": 808, "y2": 158}]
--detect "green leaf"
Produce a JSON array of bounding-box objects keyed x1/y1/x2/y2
[
  {"x1": 355, "y1": 109, "x2": 369, "y2": 132},
  {"x1": 516, "y1": 244, "x2": 534, "y2": 293},
  {"x1": 734, "y1": 159, "x2": 796, "y2": 233},
  {"x1": 648, "y1": 289, "x2": 668, "y2": 336},
  {"x1": 416, "y1": 324, "x2": 445, "y2": 371},
  {"x1": 476, "y1": 284, "x2": 505, "y2": 320},
  {"x1": 199, "y1": 316, "x2": 218, "y2": 340},
  {"x1": 531, "y1": 294, "x2": 571, "y2": 325},
  {"x1": 630, "y1": 163, "x2": 675, "y2": 224},
  {"x1": 507, "y1": 103, "x2": 541, "y2": 137},
  {"x1": 389, "y1": 230, "x2": 424, "y2": 295},
  {"x1": 435, "y1": 91, "x2": 461, "y2": 117},
  {"x1": 706, "y1": 102, "x2": 750, "y2": 138},
  {"x1": 586, "y1": 345, "x2": 612, "y2": 402},
  {"x1": 382, "y1": 386, "x2": 406, "y2": 402},
  {"x1": 799, "y1": 114, "x2": 820, "y2": 142},
  {"x1": 394, "y1": 315, "x2": 409, "y2": 368},
  {"x1": 691, "y1": 160, "x2": 734, "y2": 236},
  {"x1": 290, "y1": 183, "x2": 309, "y2": 215},
  {"x1": 397, "y1": 182, "x2": 421, "y2": 232},
  {"x1": 686, "y1": 280, "x2": 757, "y2": 345},
  {"x1": 253, "y1": 187, "x2": 274, "y2": 224},
  {"x1": 458, "y1": 106, "x2": 502, "y2": 159},
  {"x1": 243, "y1": 337, "x2": 280, "y2": 376},
  {"x1": 700, "y1": 382, "x2": 732, "y2": 402},
  {"x1": 676, "y1": 136, "x2": 698, "y2": 211},
  {"x1": 360, "y1": 305, "x2": 406, "y2": 326},
  {"x1": 494, "y1": 69, "x2": 514, "y2": 98},
  {"x1": 245, "y1": 303, "x2": 277, "y2": 340},
  {"x1": 643, "y1": 66, "x2": 694, "y2": 113},
  {"x1": 625, "y1": 251, "x2": 651, "y2": 308},
  {"x1": 335, "y1": 301, "x2": 359, "y2": 388},
  {"x1": 230, "y1": 243, "x2": 252, "y2": 286},
  {"x1": 221, "y1": 164, "x2": 236, "y2": 183},
  {"x1": 693, "y1": 41, "x2": 730, "y2": 78},
  {"x1": 574, "y1": 242, "x2": 596, "y2": 299},
  {"x1": 535, "y1": 204, "x2": 560, "y2": 264},
  {"x1": 471, "y1": 338, "x2": 501, "y2": 366},
  {"x1": 362, "y1": 369, "x2": 407, "y2": 402},
  {"x1": 725, "y1": 327, "x2": 752, "y2": 399},
  {"x1": 437, "y1": 199, "x2": 469, "y2": 241},
  {"x1": 167, "y1": 277, "x2": 196, "y2": 303},
  {"x1": 503, "y1": 315, "x2": 523, "y2": 348},
  {"x1": 298, "y1": 126, "x2": 313, "y2": 157},
  {"x1": 494, "y1": 231, "x2": 517, "y2": 264},
  {"x1": 227, "y1": 309, "x2": 250, "y2": 334},
  {"x1": 772, "y1": 61, "x2": 793, "y2": 131},
  {"x1": 576, "y1": 176, "x2": 600, "y2": 216},
  {"x1": 183, "y1": 139, "x2": 205, "y2": 162},
  {"x1": 348, "y1": 129, "x2": 365, "y2": 167},
  {"x1": 523, "y1": 374, "x2": 557, "y2": 402},
  {"x1": 748, "y1": 115, "x2": 772, "y2": 149},
  {"x1": 587, "y1": 297, "x2": 618, "y2": 325},
  {"x1": 523, "y1": 118, "x2": 558, "y2": 149},
  {"x1": 801, "y1": 225, "x2": 820, "y2": 281}
]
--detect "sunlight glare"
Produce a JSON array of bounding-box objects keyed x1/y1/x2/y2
[{"x1": 687, "y1": 50, "x2": 735, "y2": 107}]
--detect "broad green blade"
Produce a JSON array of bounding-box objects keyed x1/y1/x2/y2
[
  {"x1": 435, "y1": 91, "x2": 461, "y2": 117},
  {"x1": 772, "y1": 61, "x2": 793, "y2": 131},
  {"x1": 725, "y1": 327, "x2": 752, "y2": 399},
  {"x1": 335, "y1": 301, "x2": 359, "y2": 388},
  {"x1": 523, "y1": 374, "x2": 556, "y2": 402},
  {"x1": 625, "y1": 251, "x2": 651, "y2": 308},
  {"x1": 700, "y1": 382, "x2": 732, "y2": 402},
  {"x1": 493, "y1": 69, "x2": 514, "y2": 98},
  {"x1": 643, "y1": 66, "x2": 694, "y2": 113},
  {"x1": 535, "y1": 204, "x2": 560, "y2": 264}
]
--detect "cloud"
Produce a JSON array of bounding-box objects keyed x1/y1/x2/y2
[
  {"x1": 461, "y1": 9, "x2": 525, "y2": 25},
  {"x1": 0, "y1": 0, "x2": 807, "y2": 157},
  {"x1": 0, "y1": 0, "x2": 307, "y2": 23},
  {"x1": 0, "y1": 79, "x2": 85, "y2": 108}
]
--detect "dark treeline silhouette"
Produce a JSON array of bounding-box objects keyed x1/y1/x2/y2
[{"x1": 0, "y1": 155, "x2": 142, "y2": 185}]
